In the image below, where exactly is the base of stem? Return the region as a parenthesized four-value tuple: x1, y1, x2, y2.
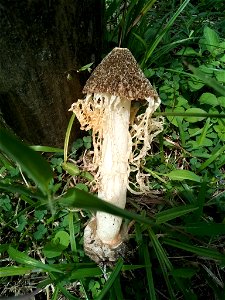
(84, 218, 127, 264)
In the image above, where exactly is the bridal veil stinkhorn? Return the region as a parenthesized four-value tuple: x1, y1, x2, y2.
(69, 48, 163, 263)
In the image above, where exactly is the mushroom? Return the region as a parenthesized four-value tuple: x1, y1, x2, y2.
(69, 48, 163, 263)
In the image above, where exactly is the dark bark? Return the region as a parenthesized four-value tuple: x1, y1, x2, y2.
(0, 0, 103, 146)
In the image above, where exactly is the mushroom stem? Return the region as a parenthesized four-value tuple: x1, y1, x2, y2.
(96, 96, 131, 244)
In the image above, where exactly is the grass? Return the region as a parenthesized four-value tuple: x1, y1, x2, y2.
(1, 0, 225, 299)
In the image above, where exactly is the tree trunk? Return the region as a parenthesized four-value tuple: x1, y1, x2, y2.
(0, 0, 103, 147)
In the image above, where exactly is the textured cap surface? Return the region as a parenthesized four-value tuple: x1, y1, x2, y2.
(83, 48, 158, 100)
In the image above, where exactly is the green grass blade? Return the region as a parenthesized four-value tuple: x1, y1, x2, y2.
(113, 274, 124, 300)
(177, 117, 186, 147)
(0, 182, 44, 200)
(194, 180, 207, 221)
(184, 223, 225, 236)
(150, 37, 195, 64)
(30, 146, 64, 153)
(122, 265, 145, 271)
(64, 113, 76, 162)
(148, 228, 172, 271)
(55, 282, 80, 300)
(96, 258, 123, 300)
(197, 118, 211, 146)
(143, 240, 156, 300)
(148, 228, 175, 299)
(149, 231, 195, 297)
(154, 112, 225, 118)
(0, 266, 32, 277)
(164, 239, 225, 263)
(8, 246, 63, 273)
(127, 0, 157, 33)
(51, 286, 60, 300)
(187, 63, 225, 96)
(155, 204, 198, 224)
(135, 223, 145, 262)
(132, 32, 147, 49)
(0, 129, 53, 195)
(197, 144, 225, 172)
(69, 267, 102, 279)
(57, 188, 153, 226)
(68, 212, 78, 263)
(0, 152, 13, 169)
(143, 0, 190, 64)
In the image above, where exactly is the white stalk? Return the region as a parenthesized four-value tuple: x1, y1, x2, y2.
(96, 95, 131, 244)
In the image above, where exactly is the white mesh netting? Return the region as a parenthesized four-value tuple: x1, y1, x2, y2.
(69, 93, 164, 194)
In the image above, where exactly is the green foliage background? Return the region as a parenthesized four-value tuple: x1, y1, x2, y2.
(1, 0, 225, 299)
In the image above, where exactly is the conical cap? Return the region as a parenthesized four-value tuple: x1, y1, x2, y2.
(83, 48, 158, 100)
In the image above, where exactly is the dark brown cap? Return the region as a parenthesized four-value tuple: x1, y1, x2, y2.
(83, 48, 158, 100)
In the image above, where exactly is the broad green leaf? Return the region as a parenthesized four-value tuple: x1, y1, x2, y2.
(184, 108, 207, 123)
(0, 266, 32, 277)
(62, 162, 80, 176)
(188, 77, 204, 91)
(218, 96, 225, 108)
(164, 239, 225, 263)
(214, 119, 225, 141)
(166, 107, 185, 127)
(204, 26, 220, 55)
(75, 183, 89, 192)
(165, 170, 201, 182)
(34, 209, 47, 220)
(199, 93, 218, 107)
(43, 231, 70, 258)
(80, 171, 94, 181)
(215, 70, 225, 83)
(43, 242, 64, 258)
(53, 231, 70, 248)
(176, 47, 200, 56)
(0, 129, 53, 195)
(0, 195, 12, 211)
(155, 205, 198, 224)
(8, 247, 63, 273)
(57, 188, 153, 226)
(33, 224, 47, 240)
(16, 215, 28, 232)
